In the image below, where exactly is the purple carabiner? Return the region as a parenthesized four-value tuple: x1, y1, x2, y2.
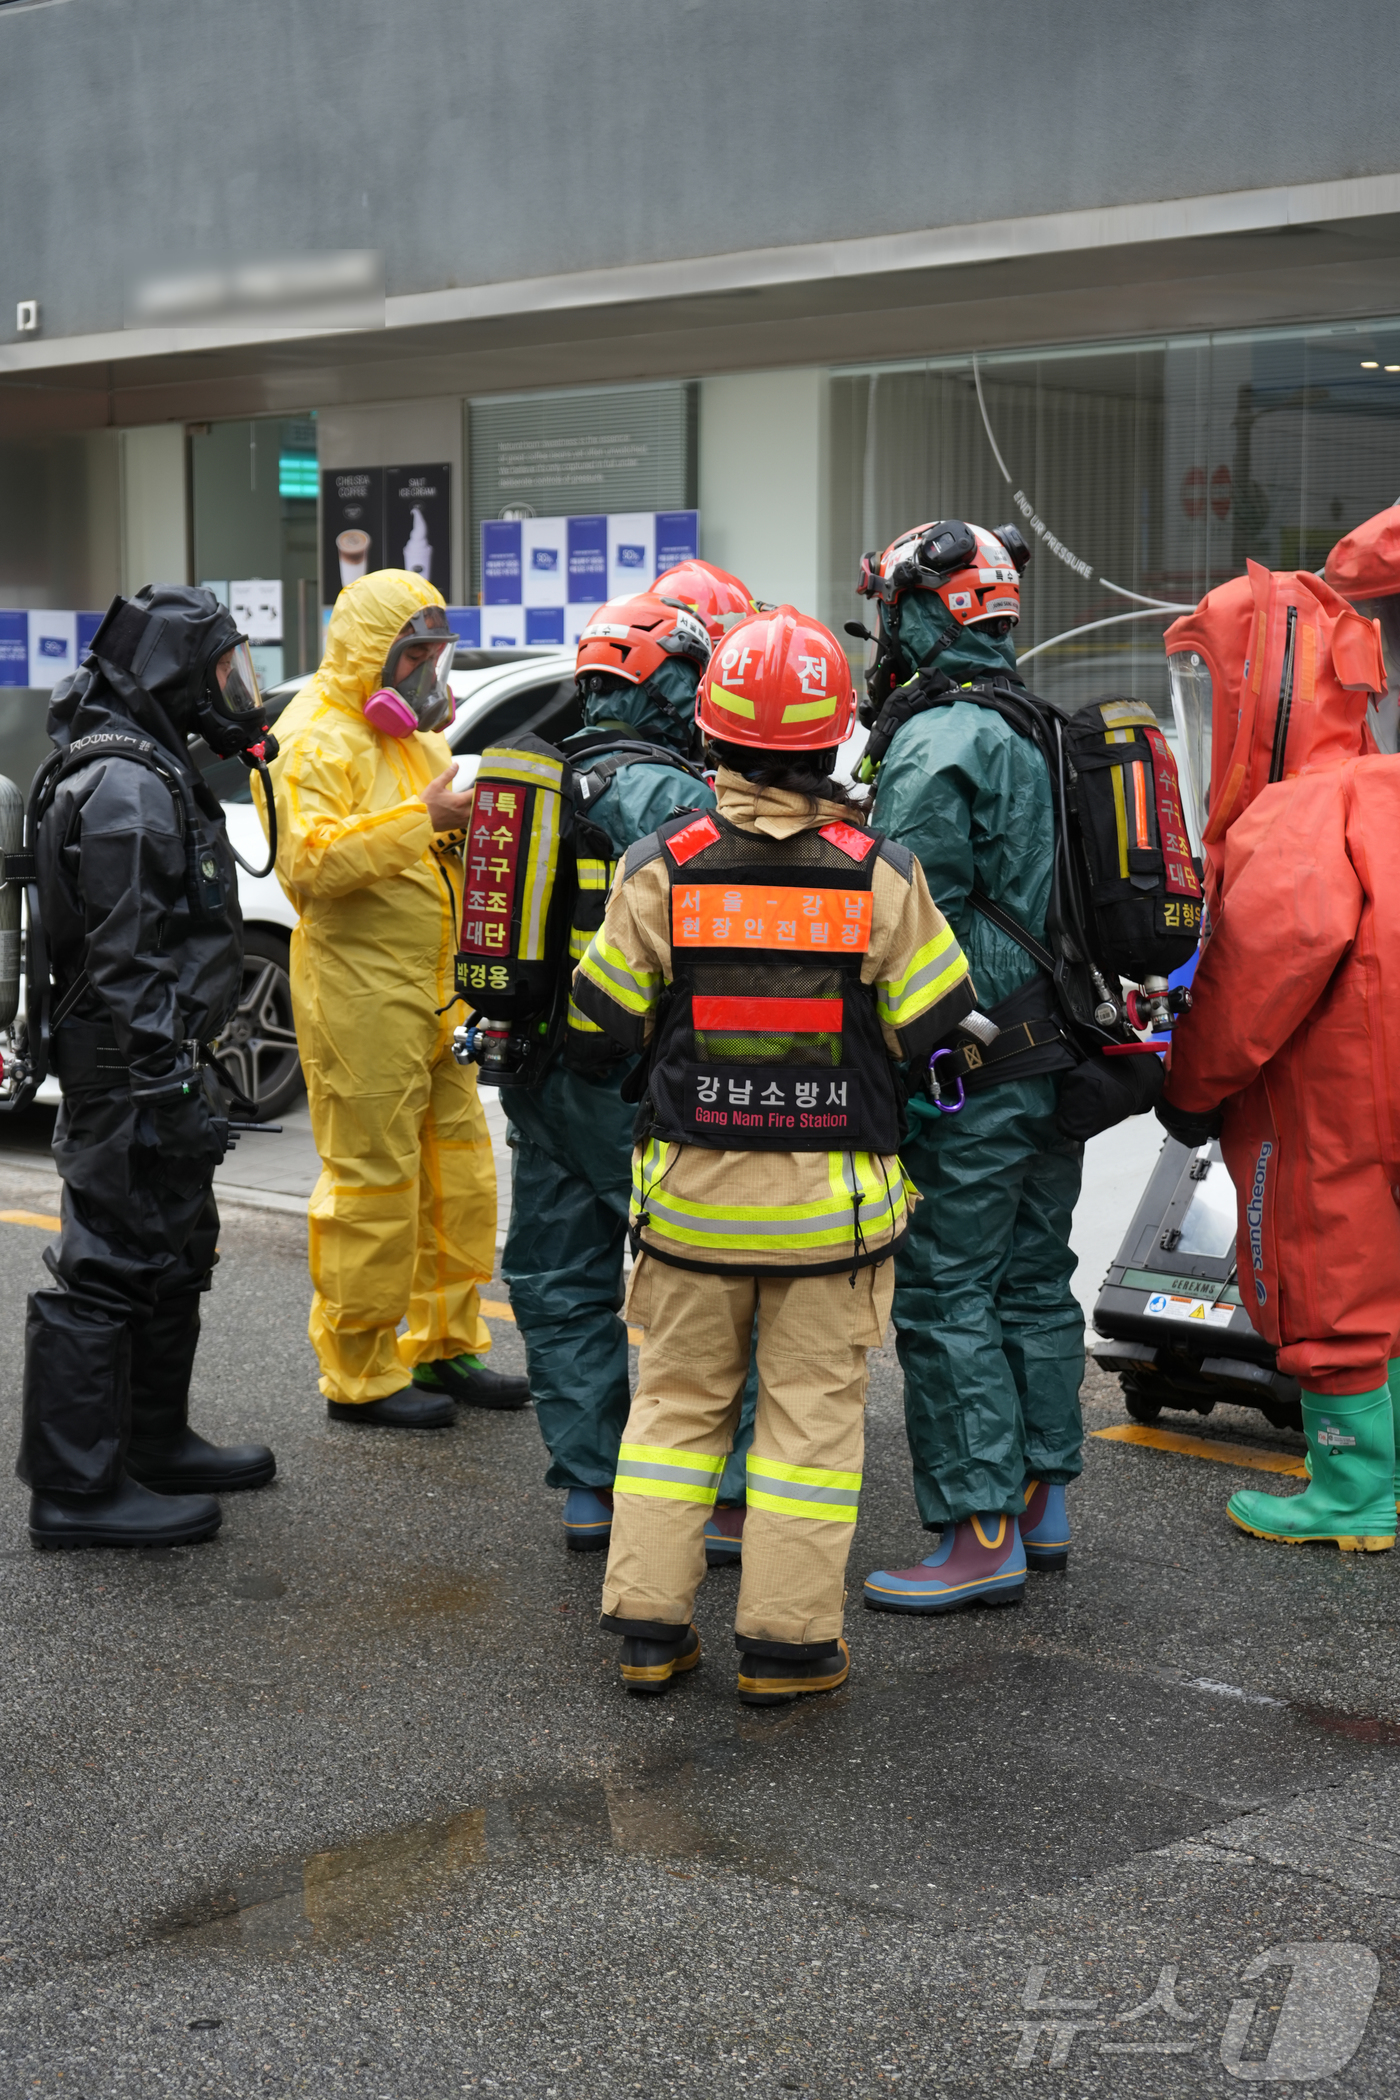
(928, 1047, 965, 1114)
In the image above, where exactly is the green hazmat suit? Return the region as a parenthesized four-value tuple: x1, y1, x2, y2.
(502, 674, 757, 1499)
(870, 596, 1084, 1527)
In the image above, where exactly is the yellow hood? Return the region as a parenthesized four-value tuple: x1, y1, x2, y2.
(312, 568, 447, 720)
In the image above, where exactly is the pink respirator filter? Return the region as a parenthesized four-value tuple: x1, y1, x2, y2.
(364, 689, 418, 737)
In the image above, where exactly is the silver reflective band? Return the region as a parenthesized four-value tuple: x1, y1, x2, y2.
(746, 1468, 860, 1512)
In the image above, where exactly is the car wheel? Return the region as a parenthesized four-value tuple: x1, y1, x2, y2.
(212, 927, 304, 1120)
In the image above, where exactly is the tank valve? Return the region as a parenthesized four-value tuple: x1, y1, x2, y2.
(1125, 976, 1191, 1033)
(452, 1016, 528, 1080)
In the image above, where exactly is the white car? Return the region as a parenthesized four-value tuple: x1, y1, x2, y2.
(213, 644, 870, 1118)
(209, 648, 577, 1117)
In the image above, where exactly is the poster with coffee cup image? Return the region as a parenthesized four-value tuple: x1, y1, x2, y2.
(322, 467, 383, 603)
(321, 463, 453, 606)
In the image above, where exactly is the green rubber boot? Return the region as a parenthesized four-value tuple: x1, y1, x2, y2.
(1228, 1385, 1396, 1552)
(1390, 1359, 1400, 1514)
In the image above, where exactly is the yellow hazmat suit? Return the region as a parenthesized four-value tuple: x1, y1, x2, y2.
(266, 570, 496, 1404)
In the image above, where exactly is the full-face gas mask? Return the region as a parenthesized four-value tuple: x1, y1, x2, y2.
(363, 607, 460, 737)
(86, 586, 273, 758)
(195, 635, 270, 757)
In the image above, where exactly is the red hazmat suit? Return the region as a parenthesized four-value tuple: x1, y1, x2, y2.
(1164, 560, 1397, 1396)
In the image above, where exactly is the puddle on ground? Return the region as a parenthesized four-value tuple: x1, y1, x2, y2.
(155, 1755, 792, 1957)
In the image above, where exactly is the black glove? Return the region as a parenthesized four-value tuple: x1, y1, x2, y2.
(1155, 1095, 1224, 1148)
(1056, 1048, 1165, 1143)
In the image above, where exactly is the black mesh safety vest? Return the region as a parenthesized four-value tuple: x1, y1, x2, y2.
(640, 809, 910, 1153)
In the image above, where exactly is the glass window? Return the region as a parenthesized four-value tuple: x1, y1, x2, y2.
(829, 321, 1400, 719)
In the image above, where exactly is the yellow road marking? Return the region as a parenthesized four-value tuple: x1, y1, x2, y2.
(481, 1297, 644, 1347)
(1093, 1422, 1307, 1477)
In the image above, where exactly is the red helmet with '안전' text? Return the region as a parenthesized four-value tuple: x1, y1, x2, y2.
(696, 606, 856, 751)
(651, 558, 758, 640)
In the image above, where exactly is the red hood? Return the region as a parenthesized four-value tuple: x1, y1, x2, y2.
(1165, 563, 1384, 892)
(1325, 505, 1400, 601)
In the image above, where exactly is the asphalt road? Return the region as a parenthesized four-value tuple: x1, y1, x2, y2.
(0, 1130, 1397, 2096)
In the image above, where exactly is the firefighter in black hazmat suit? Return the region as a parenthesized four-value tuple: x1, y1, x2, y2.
(17, 584, 277, 1549)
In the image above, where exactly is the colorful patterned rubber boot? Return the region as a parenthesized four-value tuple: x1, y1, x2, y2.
(704, 1505, 746, 1567)
(1228, 1386, 1397, 1552)
(1020, 1479, 1070, 1571)
(563, 1486, 613, 1552)
(620, 1625, 701, 1696)
(863, 1514, 1027, 1614)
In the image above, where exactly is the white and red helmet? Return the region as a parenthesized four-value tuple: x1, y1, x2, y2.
(858, 519, 1030, 628)
(574, 593, 712, 685)
(696, 607, 856, 751)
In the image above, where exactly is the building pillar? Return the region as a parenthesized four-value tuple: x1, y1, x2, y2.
(698, 369, 830, 622)
(120, 425, 189, 595)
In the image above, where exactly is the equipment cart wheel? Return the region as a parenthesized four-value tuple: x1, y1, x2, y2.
(1122, 1376, 1163, 1425)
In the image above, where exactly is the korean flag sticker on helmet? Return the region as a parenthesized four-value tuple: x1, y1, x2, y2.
(948, 591, 973, 612)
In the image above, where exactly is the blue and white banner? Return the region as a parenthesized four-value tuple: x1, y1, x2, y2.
(479, 510, 699, 648)
(0, 611, 105, 688)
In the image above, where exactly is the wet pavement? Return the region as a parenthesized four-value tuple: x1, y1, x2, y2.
(0, 1135, 1398, 2094)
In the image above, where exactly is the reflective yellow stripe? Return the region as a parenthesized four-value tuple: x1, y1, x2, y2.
(517, 783, 561, 961)
(631, 1147, 909, 1254)
(577, 857, 610, 890)
(614, 1442, 725, 1507)
(707, 683, 755, 718)
(876, 925, 970, 1028)
(748, 1444, 863, 1521)
(482, 748, 568, 790)
(1110, 765, 1130, 880)
(781, 696, 838, 723)
(747, 1454, 862, 1492)
(577, 933, 660, 1017)
(566, 998, 604, 1034)
(747, 1487, 860, 1523)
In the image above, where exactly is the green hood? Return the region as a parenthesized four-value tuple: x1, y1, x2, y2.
(899, 588, 1019, 685)
(579, 657, 699, 752)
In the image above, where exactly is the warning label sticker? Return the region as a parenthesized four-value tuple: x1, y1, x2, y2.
(1145, 1292, 1236, 1328)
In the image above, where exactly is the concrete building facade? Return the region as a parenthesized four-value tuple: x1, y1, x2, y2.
(3, 0, 1400, 705)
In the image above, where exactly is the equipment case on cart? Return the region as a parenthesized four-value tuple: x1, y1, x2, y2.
(1090, 1135, 1302, 1434)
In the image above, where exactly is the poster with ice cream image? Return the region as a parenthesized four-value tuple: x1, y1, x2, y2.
(384, 464, 452, 595)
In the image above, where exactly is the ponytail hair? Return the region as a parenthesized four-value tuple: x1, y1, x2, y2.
(707, 740, 870, 819)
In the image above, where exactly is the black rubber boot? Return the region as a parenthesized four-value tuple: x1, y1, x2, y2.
(736, 1637, 850, 1706)
(127, 1292, 277, 1492)
(619, 1624, 702, 1696)
(327, 1390, 455, 1428)
(413, 1354, 531, 1411)
(127, 1427, 276, 1493)
(29, 1472, 222, 1550)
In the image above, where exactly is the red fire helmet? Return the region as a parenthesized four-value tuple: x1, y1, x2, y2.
(696, 607, 856, 750)
(574, 594, 712, 686)
(652, 558, 757, 640)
